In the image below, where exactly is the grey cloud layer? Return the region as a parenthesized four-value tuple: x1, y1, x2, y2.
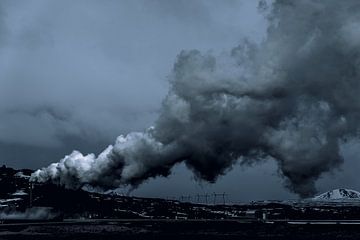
(0, 0, 261, 168)
(31, 0, 360, 197)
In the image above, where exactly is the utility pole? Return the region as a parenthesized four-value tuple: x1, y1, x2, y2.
(212, 193, 228, 205)
(222, 192, 228, 205)
(29, 183, 33, 208)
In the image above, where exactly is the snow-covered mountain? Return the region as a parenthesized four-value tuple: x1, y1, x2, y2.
(313, 188, 360, 201)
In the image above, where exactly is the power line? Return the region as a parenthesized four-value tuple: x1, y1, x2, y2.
(177, 192, 229, 205)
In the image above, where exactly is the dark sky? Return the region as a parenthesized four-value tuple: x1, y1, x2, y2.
(1, 0, 360, 201)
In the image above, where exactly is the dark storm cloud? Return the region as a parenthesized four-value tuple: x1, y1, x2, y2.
(31, 0, 360, 197)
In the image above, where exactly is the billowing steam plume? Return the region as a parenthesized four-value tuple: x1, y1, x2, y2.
(31, 0, 360, 197)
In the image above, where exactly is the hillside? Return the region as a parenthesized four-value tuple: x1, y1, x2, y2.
(314, 189, 360, 201)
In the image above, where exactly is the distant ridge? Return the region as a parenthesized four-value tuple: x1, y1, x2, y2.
(313, 188, 360, 201)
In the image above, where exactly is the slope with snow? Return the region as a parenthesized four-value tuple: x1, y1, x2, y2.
(313, 189, 360, 201)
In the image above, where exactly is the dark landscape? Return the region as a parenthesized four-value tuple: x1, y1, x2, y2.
(4, 220, 360, 240)
(2, 166, 360, 239)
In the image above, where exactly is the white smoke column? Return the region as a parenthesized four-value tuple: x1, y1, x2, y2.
(31, 0, 360, 197)
(31, 128, 185, 189)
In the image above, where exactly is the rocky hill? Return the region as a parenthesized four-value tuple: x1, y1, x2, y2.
(314, 189, 360, 201)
